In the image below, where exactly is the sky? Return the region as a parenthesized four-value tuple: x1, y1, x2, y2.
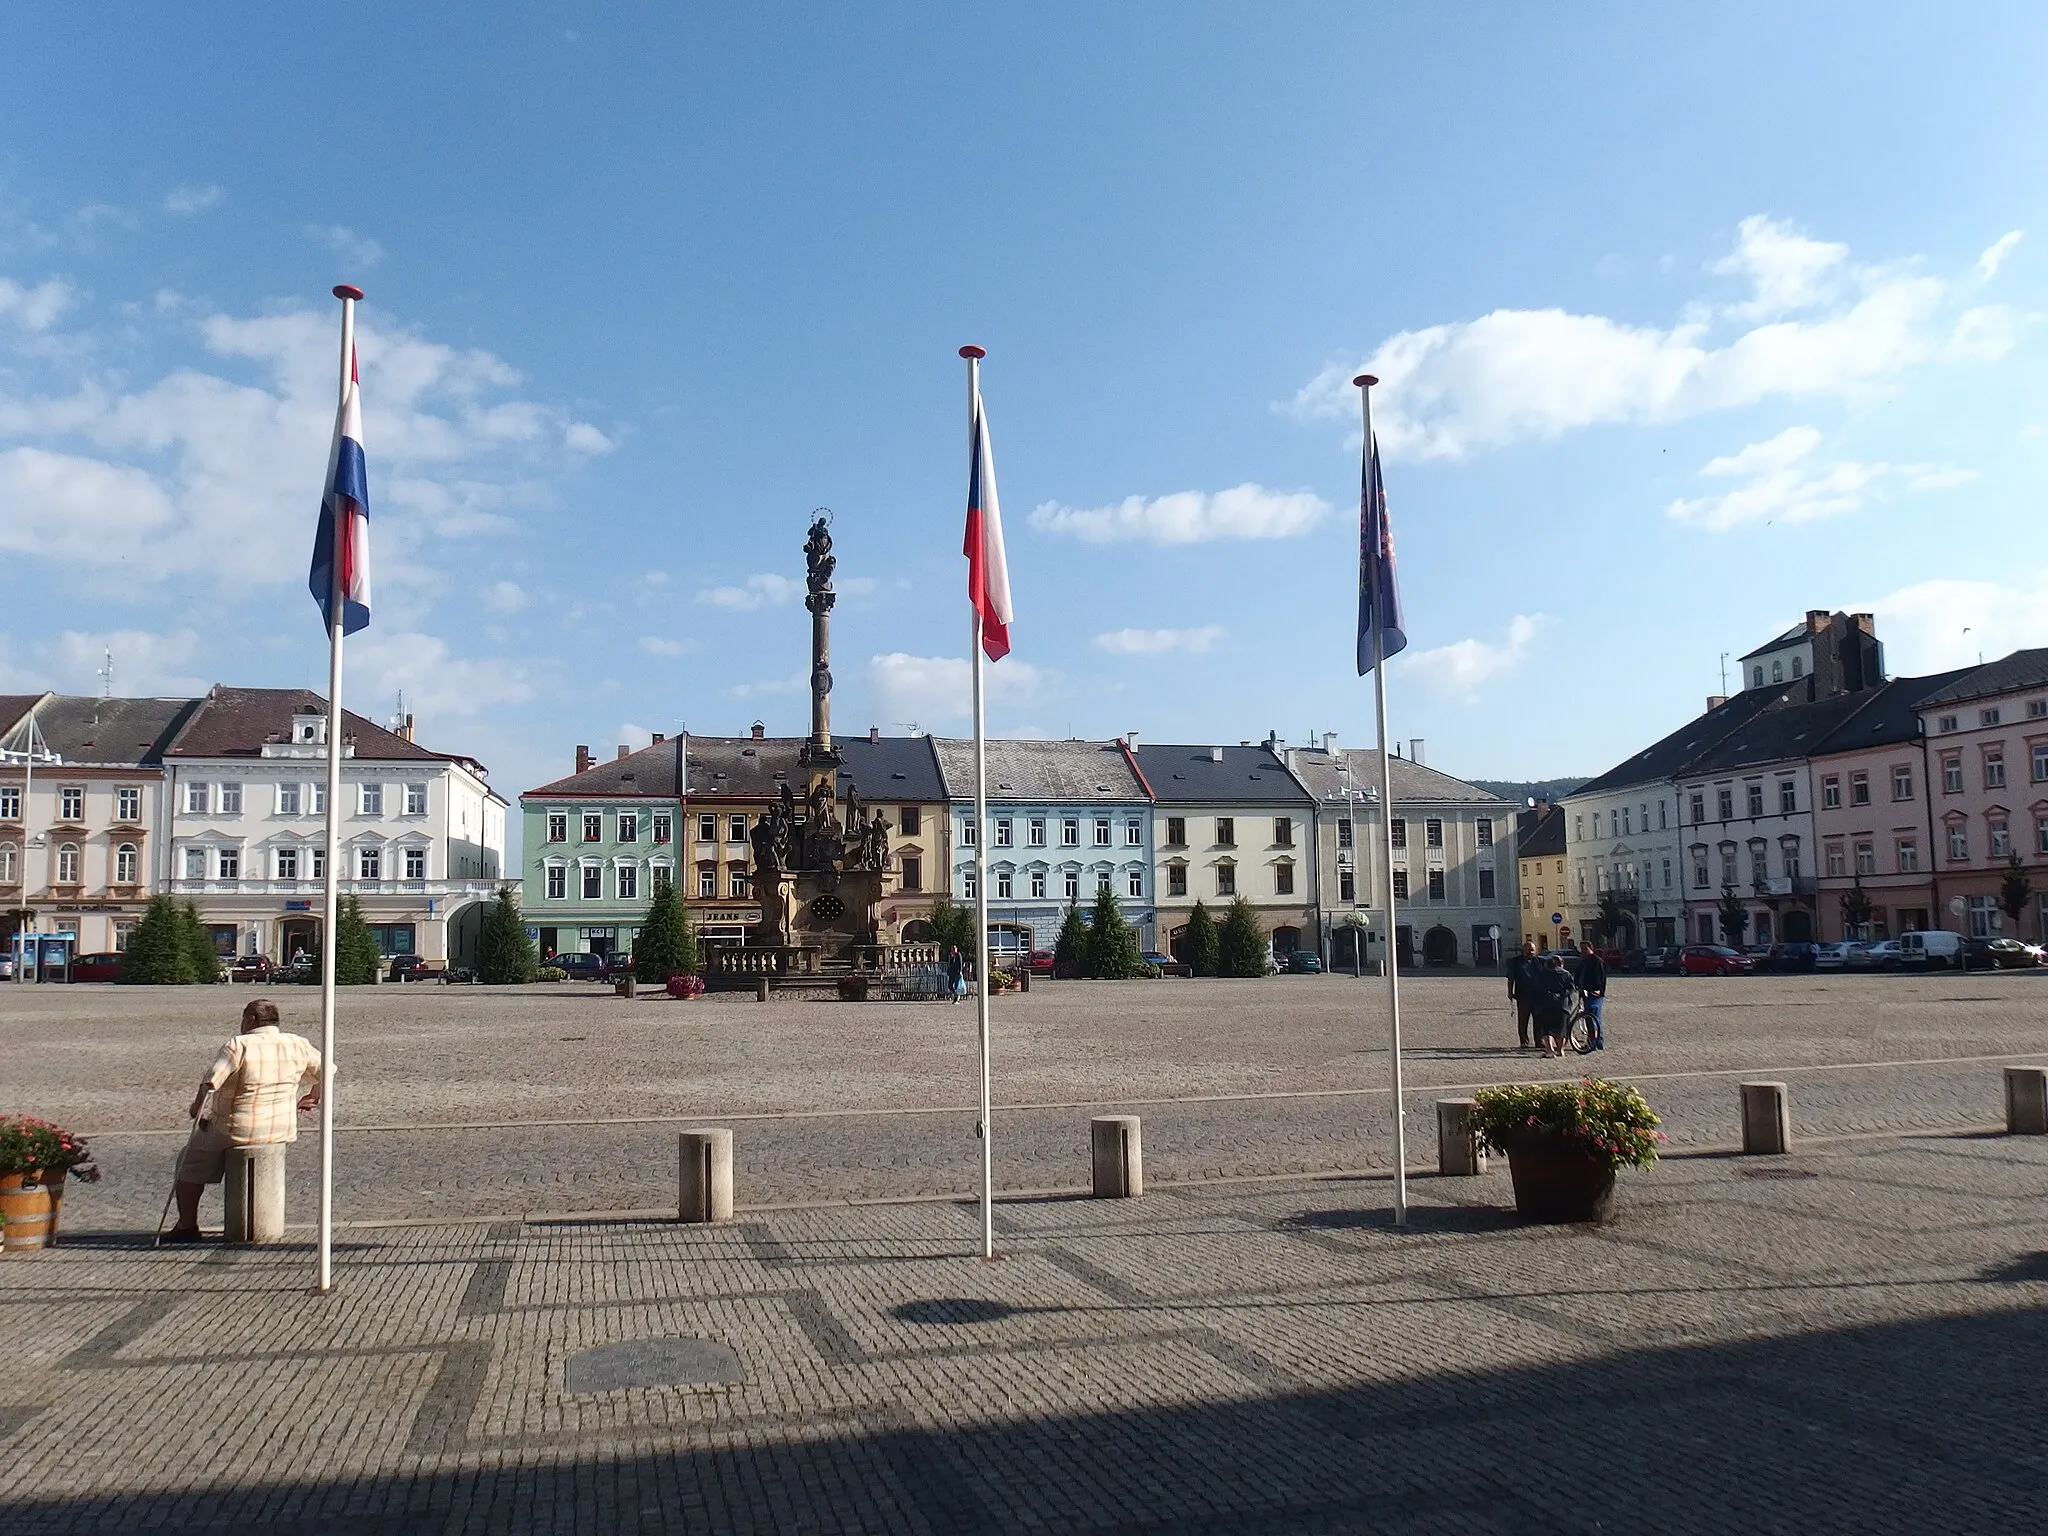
(3, 4, 2045, 836)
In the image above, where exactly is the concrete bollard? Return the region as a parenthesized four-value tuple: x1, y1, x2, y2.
(1435, 1098, 1487, 1176)
(1090, 1115, 1143, 1198)
(1740, 1081, 1791, 1155)
(616, 974, 637, 999)
(678, 1128, 734, 1223)
(2004, 1066, 2048, 1135)
(223, 1145, 286, 1244)
(755, 977, 771, 1002)
(1018, 967, 1030, 993)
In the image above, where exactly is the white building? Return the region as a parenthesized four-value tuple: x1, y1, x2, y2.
(162, 688, 506, 965)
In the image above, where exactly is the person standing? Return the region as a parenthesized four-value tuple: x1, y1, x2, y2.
(1577, 940, 1609, 1050)
(946, 946, 967, 1004)
(1533, 953, 1574, 1058)
(1507, 940, 1539, 1049)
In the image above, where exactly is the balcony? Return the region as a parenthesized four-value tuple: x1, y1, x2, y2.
(1753, 875, 1817, 899)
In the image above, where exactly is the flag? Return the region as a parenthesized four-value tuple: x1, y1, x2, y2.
(1355, 435, 1405, 675)
(309, 348, 372, 636)
(964, 381, 1013, 661)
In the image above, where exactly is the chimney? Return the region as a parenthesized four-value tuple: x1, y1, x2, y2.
(1209, 745, 1224, 763)
(1806, 608, 1830, 633)
(575, 745, 593, 775)
(1124, 730, 1138, 747)
(869, 726, 880, 744)
(1321, 732, 1337, 754)
(1850, 612, 1875, 635)
(1706, 694, 1727, 712)
(398, 712, 416, 743)
(652, 732, 665, 744)
(1408, 738, 1425, 766)
(751, 721, 766, 740)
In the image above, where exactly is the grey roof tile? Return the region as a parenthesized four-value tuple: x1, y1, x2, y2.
(931, 738, 1148, 803)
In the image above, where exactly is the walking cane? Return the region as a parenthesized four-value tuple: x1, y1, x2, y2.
(153, 1090, 213, 1248)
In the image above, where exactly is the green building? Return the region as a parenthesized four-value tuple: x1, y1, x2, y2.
(520, 737, 685, 958)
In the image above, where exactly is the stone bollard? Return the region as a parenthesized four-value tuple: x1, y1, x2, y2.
(1018, 967, 1030, 993)
(678, 1128, 734, 1223)
(1740, 1081, 1791, 1155)
(756, 977, 771, 1003)
(223, 1145, 286, 1244)
(1090, 1115, 1143, 1198)
(2004, 1066, 2048, 1135)
(1435, 1098, 1487, 1175)
(616, 974, 637, 1000)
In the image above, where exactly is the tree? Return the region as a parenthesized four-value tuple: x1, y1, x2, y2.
(333, 894, 382, 985)
(1183, 899, 1221, 978)
(1716, 883, 1749, 947)
(925, 895, 977, 961)
(633, 880, 698, 981)
(1594, 892, 1630, 946)
(122, 894, 199, 983)
(1052, 901, 1089, 977)
(1219, 895, 1270, 977)
(1084, 885, 1145, 979)
(1839, 879, 1875, 940)
(475, 885, 539, 984)
(180, 900, 222, 983)
(1999, 854, 2035, 930)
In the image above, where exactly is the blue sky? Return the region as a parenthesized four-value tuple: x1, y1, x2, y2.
(2, 4, 2044, 818)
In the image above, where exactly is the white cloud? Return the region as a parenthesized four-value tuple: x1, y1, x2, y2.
(1286, 216, 2021, 461)
(0, 276, 74, 331)
(43, 628, 206, 695)
(309, 224, 385, 270)
(1861, 571, 2048, 672)
(482, 580, 529, 614)
(563, 421, 614, 454)
(867, 652, 1056, 729)
(347, 632, 534, 717)
(1093, 625, 1226, 656)
(726, 672, 806, 700)
(1030, 484, 1330, 545)
(1665, 426, 1975, 532)
(638, 635, 698, 656)
(162, 184, 224, 216)
(616, 723, 654, 751)
(696, 573, 803, 609)
(1396, 615, 1547, 701)
(1976, 230, 2023, 281)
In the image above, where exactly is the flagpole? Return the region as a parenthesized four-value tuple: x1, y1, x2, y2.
(317, 282, 361, 1292)
(962, 344, 995, 1261)
(1357, 372, 1409, 1229)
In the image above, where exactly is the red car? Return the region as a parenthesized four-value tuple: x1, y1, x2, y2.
(1021, 949, 1056, 975)
(1678, 944, 1755, 977)
(68, 951, 126, 982)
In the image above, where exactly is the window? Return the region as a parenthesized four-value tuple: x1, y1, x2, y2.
(1982, 708, 2002, 727)
(1943, 756, 1963, 794)
(652, 865, 673, 895)
(1574, 814, 1584, 840)
(899, 807, 921, 836)
(1746, 784, 1764, 818)
(652, 814, 672, 844)
(1749, 844, 1769, 886)
(962, 866, 978, 900)
(1275, 862, 1294, 896)
(1391, 868, 1408, 900)
(357, 846, 380, 880)
(618, 864, 638, 901)
(994, 818, 1013, 847)
(276, 846, 300, 880)
(546, 865, 566, 900)
(1720, 846, 1738, 885)
(274, 783, 300, 818)
(1028, 868, 1044, 898)
(359, 782, 381, 816)
(2033, 744, 2048, 784)
(1337, 818, 1353, 849)
(114, 786, 140, 821)
(186, 782, 210, 814)
(961, 818, 978, 847)
(1948, 824, 1968, 860)
(1780, 780, 1798, 814)
(56, 843, 80, 883)
(729, 816, 747, 843)
(1476, 819, 1493, 848)
(1126, 818, 1143, 847)
(1854, 841, 1874, 876)
(2033, 701, 2048, 718)
(1984, 751, 2006, 789)
(1063, 869, 1079, 900)
(698, 868, 717, 898)
(1478, 867, 1496, 900)
(1662, 858, 1673, 889)
(584, 864, 603, 898)
(1390, 819, 1407, 849)
(1752, 666, 1764, 688)
(729, 867, 749, 898)
(310, 848, 325, 880)
(1127, 868, 1143, 898)
(184, 846, 204, 879)
(1938, 714, 1959, 733)
(1061, 817, 1079, 847)
(403, 783, 426, 816)
(2040, 817, 2048, 856)
(1792, 657, 1804, 679)
(1425, 819, 1443, 848)
(584, 813, 603, 842)
(1825, 843, 1846, 878)
(404, 846, 427, 880)
(1274, 817, 1294, 847)
(618, 812, 638, 843)
(697, 814, 717, 844)
(1215, 817, 1235, 847)
(1167, 863, 1187, 897)
(1772, 660, 1783, 683)
(1846, 772, 1868, 807)
(1340, 868, 1357, 902)
(1216, 862, 1237, 896)
(1717, 788, 1734, 820)
(0, 844, 13, 883)
(1897, 839, 1919, 873)
(114, 920, 137, 952)
(1689, 793, 1704, 824)
(1991, 821, 2011, 858)
(59, 786, 85, 821)
(901, 857, 923, 892)
(996, 868, 1013, 899)
(1094, 817, 1111, 847)
(1027, 816, 1045, 846)
(0, 787, 16, 819)
(1097, 869, 1113, 894)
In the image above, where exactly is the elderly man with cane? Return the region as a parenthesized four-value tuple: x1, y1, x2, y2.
(161, 998, 323, 1244)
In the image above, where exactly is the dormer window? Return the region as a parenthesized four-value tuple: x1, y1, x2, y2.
(293, 714, 327, 746)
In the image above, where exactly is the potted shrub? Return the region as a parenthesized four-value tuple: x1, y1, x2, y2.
(1470, 1079, 1663, 1224)
(0, 1116, 101, 1252)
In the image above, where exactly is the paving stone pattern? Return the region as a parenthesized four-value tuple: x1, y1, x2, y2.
(3, 1135, 2046, 1532)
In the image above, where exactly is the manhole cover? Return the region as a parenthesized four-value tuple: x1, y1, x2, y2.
(564, 1337, 743, 1392)
(1738, 1167, 1819, 1180)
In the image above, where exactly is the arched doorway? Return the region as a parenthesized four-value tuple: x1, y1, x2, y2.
(1422, 925, 1458, 967)
(445, 900, 490, 968)
(279, 916, 321, 966)
(1168, 924, 1189, 964)
(1271, 925, 1301, 954)
(902, 919, 938, 943)
(1395, 925, 1415, 968)
(1781, 909, 1814, 942)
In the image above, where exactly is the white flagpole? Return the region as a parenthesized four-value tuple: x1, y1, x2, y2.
(1357, 373, 1409, 1228)
(963, 344, 996, 1261)
(317, 283, 360, 1292)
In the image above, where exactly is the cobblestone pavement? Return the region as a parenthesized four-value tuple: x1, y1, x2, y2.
(5, 972, 2046, 1228)
(2, 1131, 2045, 1533)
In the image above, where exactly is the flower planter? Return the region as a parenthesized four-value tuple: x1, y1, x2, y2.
(1502, 1133, 1616, 1225)
(0, 1171, 61, 1252)
(837, 974, 871, 1002)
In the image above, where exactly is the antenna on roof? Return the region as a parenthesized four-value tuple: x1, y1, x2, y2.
(99, 648, 114, 699)
(1719, 652, 1729, 694)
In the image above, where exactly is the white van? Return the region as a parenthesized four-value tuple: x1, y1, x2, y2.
(1897, 931, 1964, 969)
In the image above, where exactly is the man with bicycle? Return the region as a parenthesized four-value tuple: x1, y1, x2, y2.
(1576, 940, 1609, 1051)
(1532, 952, 1574, 1058)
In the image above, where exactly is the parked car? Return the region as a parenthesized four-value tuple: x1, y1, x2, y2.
(601, 951, 636, 979)
(388, 954, 439, 983)
(1857, 940, 1903, 970)
(231, 954, 280, 984)
(1678, 944, 1756, 976)
(1963, 937, 2040, 970)
(68, 951, 125, 982)
(1141, 950, 1189, 977)
(1280, 950, 1322, 974)
(1022, 948, 1057, 975)
(552, 952, 609, 981)
(1767, 941, 1820, 972)
(1814, 942, 1857, 970)
(0, 955, 14, 980)
(1897, 930, 1965, 970)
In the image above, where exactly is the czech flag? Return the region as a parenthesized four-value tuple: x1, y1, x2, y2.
(1355, 434, 1406, 675)
(964, 379, 1012, 661)
(309, 348, 372, 636)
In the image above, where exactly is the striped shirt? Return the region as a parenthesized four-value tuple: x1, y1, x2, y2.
(203, 1025, 324, 1145)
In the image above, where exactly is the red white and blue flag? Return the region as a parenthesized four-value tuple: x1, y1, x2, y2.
(1355, 434, 1406, 675)
(309, 348, 372, 636)
(964, 380, 1013, 661)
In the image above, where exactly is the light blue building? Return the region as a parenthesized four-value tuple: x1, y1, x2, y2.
(932, 738, 1155, 956)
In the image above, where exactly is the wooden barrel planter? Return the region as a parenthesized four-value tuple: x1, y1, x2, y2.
(1501, 1134, 1616, 1225)
(0, 1171, 62, 1252)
